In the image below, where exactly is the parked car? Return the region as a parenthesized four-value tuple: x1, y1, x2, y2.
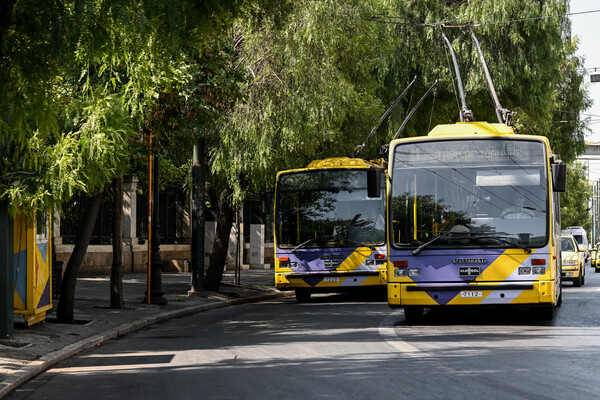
(562, 226, 589, 262)
(561, 234, 585, 287)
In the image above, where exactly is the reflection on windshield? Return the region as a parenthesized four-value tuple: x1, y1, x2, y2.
(276, 170, 385, 248)
(391, 139, 548, 249)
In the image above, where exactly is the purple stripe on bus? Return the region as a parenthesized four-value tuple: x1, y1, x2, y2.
(425, 290, 459, 305)
(278, 246, 385, 272)
(303, 276, 324, 287)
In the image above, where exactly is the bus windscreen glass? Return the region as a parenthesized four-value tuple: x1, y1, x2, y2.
(276, 170, 386, 248)
(391, 139, 548, 248)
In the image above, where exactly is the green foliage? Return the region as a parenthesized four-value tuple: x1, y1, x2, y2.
(561, 162, 591, 231)
(1, 0, 253, 213)
(1, 0, 591, 214)
(215, 0, 393, 198)
(211, 0, 589, 202)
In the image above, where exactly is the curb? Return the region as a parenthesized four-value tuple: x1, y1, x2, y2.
(0, 290, 293, 398)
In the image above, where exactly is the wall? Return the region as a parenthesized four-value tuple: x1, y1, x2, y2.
(53, 177, 273, 275)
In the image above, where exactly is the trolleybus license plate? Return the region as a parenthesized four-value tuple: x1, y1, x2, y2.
(323, 277, 340, 282)
(460, 290, 483, 298)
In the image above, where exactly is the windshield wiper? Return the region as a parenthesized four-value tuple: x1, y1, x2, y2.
(291, 236, 334, 253)
(413, 227, 532, 255)
(292, 236, 376, 252)
(413, 230, 455, 255)
(471, 233, 532, 254)
(338, 238, 377, 250)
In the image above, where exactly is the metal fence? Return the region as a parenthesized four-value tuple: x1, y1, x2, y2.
(60, 186, 187, 245)
(60, 194, 114, 245)
(136, 185, 187, 245)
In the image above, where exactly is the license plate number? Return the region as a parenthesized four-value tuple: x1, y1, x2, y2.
(323, 277, 340, 282)
(460, 290, 483, 298)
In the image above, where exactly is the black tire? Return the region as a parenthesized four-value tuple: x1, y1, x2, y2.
(537, 305, 554, 321)
(596, 267, 600, 273)
(295, 289, 311, 303)
(574, 273, 582, 287)
(556, 283, 562, 307)
(404, 306, 424, 324)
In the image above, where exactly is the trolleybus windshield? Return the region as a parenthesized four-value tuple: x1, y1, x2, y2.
(390, 139, 548, 249)
(276, 169, 385, 248)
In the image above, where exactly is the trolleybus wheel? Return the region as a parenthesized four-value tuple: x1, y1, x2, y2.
(403, 306, 424, 324)
(295, 289, 311, 303)
(537, 305, 554, 321)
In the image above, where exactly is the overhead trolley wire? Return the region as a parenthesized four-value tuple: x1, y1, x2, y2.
(371, 9, 600, 29)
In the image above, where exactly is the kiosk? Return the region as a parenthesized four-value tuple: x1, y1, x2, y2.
(13, 212, 52, 326)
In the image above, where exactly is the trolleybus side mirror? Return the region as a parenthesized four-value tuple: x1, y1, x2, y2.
(367, 169, 382, 198)
(552, 163, 567, 192)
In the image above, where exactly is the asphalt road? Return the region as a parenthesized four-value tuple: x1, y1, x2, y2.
(9, 263, 600, 400)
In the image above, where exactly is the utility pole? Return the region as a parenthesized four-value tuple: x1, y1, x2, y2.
(589, 75, 600, 243)
(0, 199, 14, 338)
(189, 137, 206, 296)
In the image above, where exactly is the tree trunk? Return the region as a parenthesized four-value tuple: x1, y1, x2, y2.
(56, 192, 104, 323)
(110, 175, 124, 309)
(205, 188, 234, 292)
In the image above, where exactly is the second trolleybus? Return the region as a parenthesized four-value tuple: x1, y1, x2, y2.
(274, 157, 387, 302)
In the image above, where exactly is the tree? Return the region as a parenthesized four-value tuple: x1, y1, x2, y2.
(214, 0, 589, 203)
(110, 174, 124, 309)
(2, 1, 278, 322)
(561, 162, 591, 231)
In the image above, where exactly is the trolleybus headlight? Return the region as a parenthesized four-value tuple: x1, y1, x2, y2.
(394, 268, 407, 277)
(408, 268, 421, 277)
(518, 267, 532, 275)
(532, 266, 546, 275)
(289, 262, 297, 268)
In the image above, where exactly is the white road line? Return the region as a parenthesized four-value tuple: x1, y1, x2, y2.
(378, 310, 423, 357)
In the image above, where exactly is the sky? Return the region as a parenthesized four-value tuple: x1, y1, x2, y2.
(570, 0, 600, 142)
(569, 0, 600, 181)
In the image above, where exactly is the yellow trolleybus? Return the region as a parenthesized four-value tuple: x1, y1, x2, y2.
(274, 157, 387, 302)
(386, 122, 566, 321)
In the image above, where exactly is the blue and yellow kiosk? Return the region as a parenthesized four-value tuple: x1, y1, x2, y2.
(13, 212, 52, 326)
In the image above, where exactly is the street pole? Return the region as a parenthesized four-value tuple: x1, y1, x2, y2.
(189, 137, 206, 296)
(590, 76, 600, 243)
(145, 153, 167, 305)
(0, 199, 14, 338)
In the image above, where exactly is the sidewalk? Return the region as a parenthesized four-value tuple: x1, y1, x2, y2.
(0, 269, 291, 398)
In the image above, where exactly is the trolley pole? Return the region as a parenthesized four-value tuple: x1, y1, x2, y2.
(0, 199, 14, 339)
